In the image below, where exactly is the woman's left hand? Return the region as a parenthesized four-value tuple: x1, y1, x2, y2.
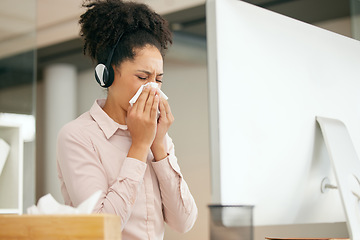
(151, 97, 174, 161)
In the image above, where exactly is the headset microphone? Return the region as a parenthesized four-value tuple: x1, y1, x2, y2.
(95, 32, 124, 88)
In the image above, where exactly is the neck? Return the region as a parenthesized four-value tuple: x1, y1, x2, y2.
(102, 97, 127, 125)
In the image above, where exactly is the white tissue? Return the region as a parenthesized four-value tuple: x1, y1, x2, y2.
(129, 82, 168, 107)
(27, 190, 102, 215)
(0, 138, 10, 176)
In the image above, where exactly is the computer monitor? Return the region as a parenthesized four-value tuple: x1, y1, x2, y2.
(206, 0, 360, 226)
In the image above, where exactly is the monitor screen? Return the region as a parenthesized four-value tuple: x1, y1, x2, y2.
(207, 0, 360, 226)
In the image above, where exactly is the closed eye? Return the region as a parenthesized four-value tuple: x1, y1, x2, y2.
(137, 76, 147, 80)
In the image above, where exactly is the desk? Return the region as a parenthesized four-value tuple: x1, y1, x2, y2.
(0, 214, 121, 239)
(265, 238, 349, 240)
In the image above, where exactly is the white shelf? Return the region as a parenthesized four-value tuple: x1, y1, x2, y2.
(0, 208, 21, 214)
(0, 123, 23, 214)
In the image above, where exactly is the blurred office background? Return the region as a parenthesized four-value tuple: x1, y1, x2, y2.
(0, 0, 359, 239)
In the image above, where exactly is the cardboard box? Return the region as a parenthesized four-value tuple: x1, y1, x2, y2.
(0, 214, 121, 239)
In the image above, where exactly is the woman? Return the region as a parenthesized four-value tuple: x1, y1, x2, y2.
(56, 0, 198, 239)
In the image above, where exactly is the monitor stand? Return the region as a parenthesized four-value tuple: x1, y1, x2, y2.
(317, 116, 360, 240)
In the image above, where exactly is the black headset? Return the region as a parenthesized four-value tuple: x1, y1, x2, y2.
(95, 32, 124, 88)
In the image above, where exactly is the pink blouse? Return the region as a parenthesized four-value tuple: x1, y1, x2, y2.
(56, 99, 197, 240)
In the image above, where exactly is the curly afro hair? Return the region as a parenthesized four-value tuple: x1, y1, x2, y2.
(79, 0, 172, 66)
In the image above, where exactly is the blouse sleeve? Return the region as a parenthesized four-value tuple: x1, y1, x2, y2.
(56, 124, 146, 230)
(150, 135, 198, 233)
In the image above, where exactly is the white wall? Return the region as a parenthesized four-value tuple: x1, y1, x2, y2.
(77, 70, 106, 115)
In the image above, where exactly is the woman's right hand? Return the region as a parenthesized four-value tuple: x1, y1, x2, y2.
(126, 86, 160, 162)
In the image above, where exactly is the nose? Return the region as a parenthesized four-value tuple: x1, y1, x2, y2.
(149, 75, 156, 83)
(146, 75, 158, 85)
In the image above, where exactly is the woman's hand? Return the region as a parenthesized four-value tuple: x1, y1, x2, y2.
(127, 86, 160, 162)
(151, 97, 174, 161)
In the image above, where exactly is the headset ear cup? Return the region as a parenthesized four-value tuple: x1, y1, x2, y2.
(95, 63, 109, 88)
(106, 65, 115, 87)
(94, 64, 114, 88)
